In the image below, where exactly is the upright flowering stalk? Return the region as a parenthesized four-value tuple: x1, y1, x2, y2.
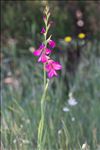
(33, 6, 62, 150)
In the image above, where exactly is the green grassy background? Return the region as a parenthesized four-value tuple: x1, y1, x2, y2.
(1, 41, 100, 150)
(1, 1, 100, 150)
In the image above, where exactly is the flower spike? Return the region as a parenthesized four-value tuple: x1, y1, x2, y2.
(33, 6, 62, 78)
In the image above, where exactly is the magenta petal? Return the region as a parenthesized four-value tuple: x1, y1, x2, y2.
(48, 70, 54, 78)
(47, 59, 53, 64)
(38, 54, 48, 63)
(41, 55, 47, 63)
(33, 49, 42, 56)
(48, 69, 57, 78)
(33, 44, 45, 56)
(41, 27, 46, 34)
(45, 64, 52, 72)
(46, 48, 52, 54)
(39, 44, 45, 49)
(52, 62, 62, 70)
(53, 70, 58, 76)
(38, 55, 41, 62)
(49, 40, 56, 48)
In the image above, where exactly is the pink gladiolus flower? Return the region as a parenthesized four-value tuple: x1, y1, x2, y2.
(45, 59, 62, 78)
(41, 27, 46, 34)
(33, 44, 52, 63)
(45, 48, 52, 54)
(33, 44, 45, 56)
(49, 40, 56, 48)
(38, 53, 48, 63)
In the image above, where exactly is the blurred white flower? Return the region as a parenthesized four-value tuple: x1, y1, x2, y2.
(82, 143, 87, 149)
(26, 119, 30, 124)
(22, 139, 30, 144)
(68, 98, 77, 106)
(20, 124, 23, 128)
(63, 107, 70, 112)
(13, 139, 17, 144)
(58, 129, 62, 134)
(81, 142, 89, 150)
(68, 92, 77, 106)
(29, 46, 35, 53)
(77, 20, 84, 27)
(71, 117, 75, 121)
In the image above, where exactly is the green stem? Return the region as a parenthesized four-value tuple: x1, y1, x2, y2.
(44, 64, 46, 88)
(37, 79, 49, 150)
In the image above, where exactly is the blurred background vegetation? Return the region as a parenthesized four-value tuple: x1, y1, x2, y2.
(1, 1, 100, 150)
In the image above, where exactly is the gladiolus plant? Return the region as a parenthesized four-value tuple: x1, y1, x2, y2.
(33, 5, 62, 150)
